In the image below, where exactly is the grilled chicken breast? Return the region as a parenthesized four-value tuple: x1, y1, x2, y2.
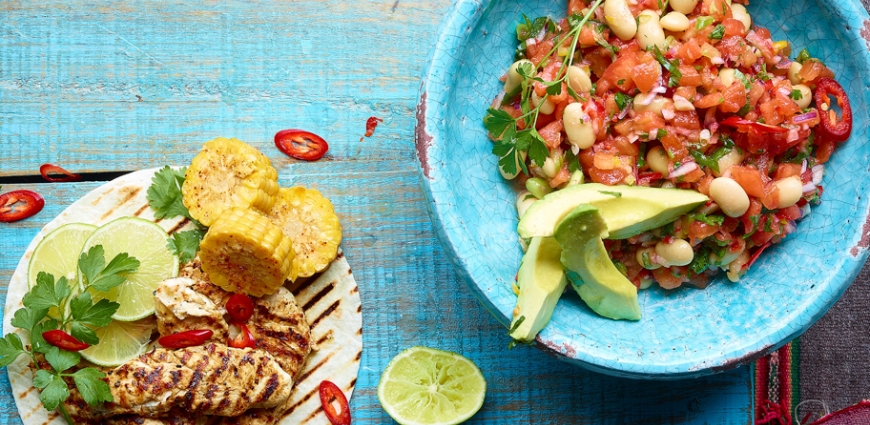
(66, 344, 293, 420)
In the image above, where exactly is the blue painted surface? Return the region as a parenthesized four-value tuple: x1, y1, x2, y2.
(0, 0, 767, 423)
(418, 0, 870, 379)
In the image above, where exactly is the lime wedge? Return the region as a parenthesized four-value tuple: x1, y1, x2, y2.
(80, 217, 179, 321)
(28, 223, 98, 288)
(377, 346, 486, 425)
(79, 318, 155, 367)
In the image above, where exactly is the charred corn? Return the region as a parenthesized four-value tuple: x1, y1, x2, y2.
(267, 187, 342, 277)
(182, 137, 279, 226)
(199, 208, 296, 296)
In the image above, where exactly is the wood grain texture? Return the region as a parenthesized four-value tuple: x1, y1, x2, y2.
(0, 1, 753, 423)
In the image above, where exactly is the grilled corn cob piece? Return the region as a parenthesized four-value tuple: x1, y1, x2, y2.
(182, 137, 279, 226)
(267, 186, 342, 277)
(199, 208, 296, 296)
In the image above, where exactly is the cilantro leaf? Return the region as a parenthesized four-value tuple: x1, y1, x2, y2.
(71, 292, 118, 328)
(709, 24, 726, 40)
(696, 16, 714, 30)
(36, 372, 69, 411)
(147, 166, 191, 220)
(690, 212, 726, 226)
(545, 82, 562, 96)
(526, 130, 549, 167)
(497, 148, 521, 177)
(614, 92, 632, 110)
(652, 46, 682, 88)
(70, 322, 99, 346)
(790, 89, 803, 100)
(78, 246, 107, 287)
(45, 346, 80, 373)
(10, 307, 47, 331)
(483, 108, 516, 138)
(0, 334, 27, 368)
(690, 247, 710, 274)
(102, 253, 140, 278)
(80, 247, 140, 292)
(31, 319, 59, 354)
(733, 70, 752, 90)
(72, 368, 112, 406)
(796, 48, 811, 64)
(23, 273, 70, 312)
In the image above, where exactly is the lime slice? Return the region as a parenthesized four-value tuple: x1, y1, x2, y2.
(28, 223, 98, 288)
(80, 217, 179, 321)
(79, 318, 155, 367)
(377, 346, 486, 425)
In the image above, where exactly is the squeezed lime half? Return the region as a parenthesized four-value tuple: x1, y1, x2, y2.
(377, 346, 486, 425)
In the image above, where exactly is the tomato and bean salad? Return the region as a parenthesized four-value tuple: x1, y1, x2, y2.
(484, 0, 852, 289)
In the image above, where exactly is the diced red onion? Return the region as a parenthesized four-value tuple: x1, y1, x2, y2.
(802, 182, 817, 193)
(812, 165, 825, 185)
(652, 85, 667, 94)
(492, 91, 505, 108)
(784, 220, 797, 234)
(618, 106, 630, 120)
(571, 145, 580, 156)
(775, 58, 793, 70)
(801, 203, 812, 218)
(647, 130, 658, 141)
(787, 128, 800, 143)
(629, 133, 640, 144)
(535, 28, 547, 42)
(526, 38, 538, 47)
(801, 159, 807, 174)
(668, 161, 699, 179)
(745, 30, 767, 51)
(778, 87, 792, 97)
(772, 55, 783, 65)
(711, 57, 725, 65)
(708, 122, 719, 134)
(662, 107, 676, 120)
(793, 110, 818, 123)
(636, 91, 657, 106)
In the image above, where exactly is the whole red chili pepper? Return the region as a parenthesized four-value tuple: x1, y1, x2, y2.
(42, 330, 89, 351)
(813, 77, 852, 143)
(0, 190, 45, 223)
(40, 164, 82, 183)
(319, 380, 351, 425)
(158, 329, 213, 349)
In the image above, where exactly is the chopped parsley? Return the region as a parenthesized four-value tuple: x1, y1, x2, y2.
(790, 89, 803, 100)
(147, 166, 205, 262)
(652, 46, 682, 88)
(614, 92, 632, 110)
(796, 48, 811, 64)
(696, 16, 714, 30)
(709, 24, 726, 40)
(690, 212, 726, 226)
(599, 190, 623, 198)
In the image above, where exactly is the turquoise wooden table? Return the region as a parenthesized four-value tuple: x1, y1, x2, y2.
(0, 0, 781, 423)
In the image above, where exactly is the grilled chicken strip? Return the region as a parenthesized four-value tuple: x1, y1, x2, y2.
(65, 343, 293, 420)
(155, 276, 311, 379)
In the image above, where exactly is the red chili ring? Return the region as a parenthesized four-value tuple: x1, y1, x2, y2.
(813, 77, 852, 143)
(0, 190, 45, 223)
(275, 129, 329, 161)
(40, 164, 82, 183)
(319, 380, 351, 425)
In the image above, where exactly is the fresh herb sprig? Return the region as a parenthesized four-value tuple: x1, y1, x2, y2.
(147, 166, 205, 263)
(484, 0, 604, 177)
(0, 246, 139, 424)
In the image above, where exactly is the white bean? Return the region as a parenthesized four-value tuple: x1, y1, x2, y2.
(730, 4, 752, 32)
(646, 146, 670, 175)
(660, 12, 690, 32)
(604, 0, 638, 41)
(788, 62, 803, 85)
(563, 103, 596, 150)
(504, 59, 533, 94)
(660, 181, 676, 189)
(633, 94, 673, 116)
(516, 191, 538, 219)
(708, 177, 750, 217)
(718, 68, 736, 88)
(636, 247, 662, 270)
(636, 10, 667, 52)
(670, 0, 699, 14)
(531, 92, 555, 115)
(567, 65, 592, 94)
(542, 154, 563, 179)
(775, 176, 803, 208)
(712, 148, 745, 177)
(655, 239, 694, 266)
(792, 84, 812, 109)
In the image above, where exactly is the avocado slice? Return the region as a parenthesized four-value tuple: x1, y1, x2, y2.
(509, 237, 568, 343)
(518, 183, 709, 240)
(555, 204, 641, 321)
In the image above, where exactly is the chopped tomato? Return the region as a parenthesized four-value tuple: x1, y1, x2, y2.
(0, 190, 45, 223)
(694, 93, 724, 109)
(720, 82, 748, 114)
(549, 166, 571, 188)
(677, 65, 702, 87)
(774, 163, 802, 180)
(633, 52, 661, 93)
(722, 19, 747, 38)
(798, 59, 834, 83)
(688, 220, 720, 245)
(527, 38, 554, 66)
(538, 120, 564, 149)
(652, 267, 686, 290)
(730, 166, 766, 198)
(589, 166, 629, 185)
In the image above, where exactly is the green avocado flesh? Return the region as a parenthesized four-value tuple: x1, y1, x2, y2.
(555, 204, 641, 321)
(509, 237, 568, 343)
(518, 183, 709, 240)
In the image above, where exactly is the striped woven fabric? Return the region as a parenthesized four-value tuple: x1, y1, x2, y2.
(755, 342, 800, 425)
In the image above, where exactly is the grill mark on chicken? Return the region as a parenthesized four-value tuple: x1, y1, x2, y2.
(301, 282, 335, 311)
(308, 301, 340, 330)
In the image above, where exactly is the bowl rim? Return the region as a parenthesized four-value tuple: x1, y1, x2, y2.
(414, 0, 870, 378)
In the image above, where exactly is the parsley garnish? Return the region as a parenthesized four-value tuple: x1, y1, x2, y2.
(1, 247, 137, 423)
(147, 166, 205, 262)
(695, 16, 714, 30)
(790, 89, 803, 101)
(690, 145, 732, 174)
(690, 212, 725, 226)
(796, 48, 811, 64)
(743, 215, 760, 239)
(709, 24, 726, 40)
(689, 246, 710, 274)
(614, 92, 632, 110)
(598, 190, 623, 198)
(652, 46, 682, 88)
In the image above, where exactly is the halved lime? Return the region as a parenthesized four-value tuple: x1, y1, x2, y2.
(28, 223, 98, 288)
(377, 346, 486, 425)
(79, 318, 155, 367)
(79, 217, 179, 321)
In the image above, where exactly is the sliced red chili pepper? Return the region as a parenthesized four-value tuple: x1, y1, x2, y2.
(813, 77, 852, 143)
(719, 117, 788, 134)
(364, 116, 383, 137)
(226, 293, 255, 324)
(0, 190, 45, 223)
(228, 324, 256, 349)
(275, 129, 329, 161)
(744, 242, 772, 270)
(40, 164, 82, 183)
(319, 380, 351, 425)
(42, 330, 89, 351)
(158, 329, 213, 349)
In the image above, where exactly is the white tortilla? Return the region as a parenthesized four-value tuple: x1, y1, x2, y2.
(3, 168, 363, 425)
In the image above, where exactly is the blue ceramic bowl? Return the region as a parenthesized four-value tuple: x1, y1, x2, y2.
(416, 0, 870, 378)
